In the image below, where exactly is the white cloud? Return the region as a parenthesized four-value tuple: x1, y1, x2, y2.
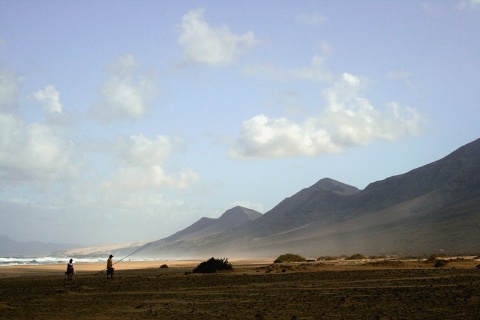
(230, 73, 423, 158)
(33, 85, 62, 114)
(103, 134, 199, 193)
(229, 114, 340, 158)
(321, 73, 422, 146)
(0, 67, 19, 111)
(89, 54, 156, 123)
(104, 165, 198, 192)
(0, 67, 74, 183)
(244, 53, 334, 82)
(114, 134, 178, 166)
(177, 9, 258, 66)
(32, 84, 72, 124)
(0, 113, 73, 182)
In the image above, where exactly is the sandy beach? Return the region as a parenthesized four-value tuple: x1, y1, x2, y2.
(1, 258, 479, 319)
(0, 260, 205, 278)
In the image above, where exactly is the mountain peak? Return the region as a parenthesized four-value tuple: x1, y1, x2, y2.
(311, 178, 360, 196)
(218, 206, 262, 224)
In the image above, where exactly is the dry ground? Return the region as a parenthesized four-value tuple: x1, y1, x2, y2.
(0, 258, 479, 319)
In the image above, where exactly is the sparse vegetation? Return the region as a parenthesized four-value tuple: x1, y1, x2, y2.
(192, 257, 232, 273)
(274, 253, 306, 263)
(369, 255, 387, 259)
(317, 256, 336, 261)
(347, 253, 367, 260)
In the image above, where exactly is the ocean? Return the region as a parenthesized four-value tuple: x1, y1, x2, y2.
(0, 256, 163, 266)
(0, 256, 108, 266)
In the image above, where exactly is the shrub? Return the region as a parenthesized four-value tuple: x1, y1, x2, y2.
(347, 253, 367, 260)
(192, 257, 232, 273)
(434, 259, 449, 268)
(274, 253, 306, 263)
(159, 264, 168, 268)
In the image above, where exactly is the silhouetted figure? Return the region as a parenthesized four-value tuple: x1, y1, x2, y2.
(107, 255, 114, 279)
(65, 259, 74, 280)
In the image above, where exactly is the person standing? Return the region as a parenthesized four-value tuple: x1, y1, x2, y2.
(66, 259, 74, 280)
(107, 255, 114, 279)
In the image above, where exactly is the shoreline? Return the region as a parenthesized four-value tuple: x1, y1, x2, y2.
(0, 259, 275, 278)
(1, 257, 478, 279)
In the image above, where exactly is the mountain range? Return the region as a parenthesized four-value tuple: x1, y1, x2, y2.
(3, 138, 480, 258)
(138, 137, 480, 258)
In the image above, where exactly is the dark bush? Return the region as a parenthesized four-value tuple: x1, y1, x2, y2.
(274, 253, 306, 263)
(159, 264, 168, 268)
(347, 253, 367, 260)
(434, 259, 449, 268)
(192, 257, 232, 273)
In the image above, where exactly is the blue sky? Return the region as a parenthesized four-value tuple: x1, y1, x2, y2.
(1, 1, 479, 244)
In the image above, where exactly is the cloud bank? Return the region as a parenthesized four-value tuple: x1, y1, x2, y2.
(230, 73, 423, 158)
(0, 68, 74, 184)
(103, 134, 199, 192)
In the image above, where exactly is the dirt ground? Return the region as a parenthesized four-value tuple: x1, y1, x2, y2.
(0, 258, 479, 319)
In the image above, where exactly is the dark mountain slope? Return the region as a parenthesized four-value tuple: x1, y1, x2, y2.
(250, 178, 360, 236)
(254, 138, 480, 235)
(216, 206, 263, 228)
(163, 217, 217, 242)
(351, 138, 480, 213)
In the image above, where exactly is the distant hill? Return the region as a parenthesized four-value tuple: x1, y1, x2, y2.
(163, 206, 262, 242)
(0, 235, 80, 257)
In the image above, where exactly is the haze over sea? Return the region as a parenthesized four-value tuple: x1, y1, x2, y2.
(0, 256, 158, 267)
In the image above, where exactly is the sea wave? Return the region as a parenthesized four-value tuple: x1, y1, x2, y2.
(0, 256, 106, 266)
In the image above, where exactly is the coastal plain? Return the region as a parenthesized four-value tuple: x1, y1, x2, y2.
(1, 258, 479, 319)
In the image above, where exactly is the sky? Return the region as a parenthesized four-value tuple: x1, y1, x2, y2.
(0, 1, 479, 245)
